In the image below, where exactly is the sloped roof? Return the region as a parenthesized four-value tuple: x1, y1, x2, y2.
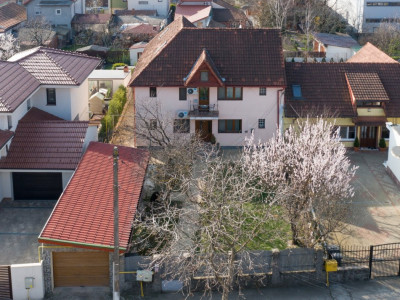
(313, 32, 359, 48)
(122, 23, 159, 34)
(0, 108, 88, 170)
(130, 16, 285, 87)
(285, 62, 400, 118)
(0, 130, 13, 149)
(0, 61, 40, 113)
(347, 42, 398, 63)
(72, 13, 112, 25)
(212, 0, 248, 24)
(345, 72, 389, 102)
(0, 2, 26, 33)
(38, 142, 150, 252)
(130, 41, 148, 49)
(8, 47, 101, 85)
(175, 5, 211, 23)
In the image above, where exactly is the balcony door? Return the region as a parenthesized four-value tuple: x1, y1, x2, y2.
(199, 87, 209, 108)
(360, 126, 377, 148)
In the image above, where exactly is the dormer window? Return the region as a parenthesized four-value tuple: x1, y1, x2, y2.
(292, 85, 302, 99)
(200, 71, 209, 82)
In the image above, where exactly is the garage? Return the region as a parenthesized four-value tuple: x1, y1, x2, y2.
(53, 252, 109, 287)
(12, 172, 63, 200)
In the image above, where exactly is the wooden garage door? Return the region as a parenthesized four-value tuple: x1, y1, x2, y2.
(53, 252, 109, 287)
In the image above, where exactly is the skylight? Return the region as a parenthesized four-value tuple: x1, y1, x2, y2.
(292, 85, 302, 99)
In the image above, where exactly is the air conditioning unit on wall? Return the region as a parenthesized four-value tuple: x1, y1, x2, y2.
(187, 88, 198, 95)
(177, 110, 189, 118)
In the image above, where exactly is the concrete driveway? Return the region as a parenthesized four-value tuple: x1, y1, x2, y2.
(331, 151, 400, 246)
(0, 199, 55, 265)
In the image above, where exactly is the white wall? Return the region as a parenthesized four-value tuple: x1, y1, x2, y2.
(82, 125, 99, 151)
(0, 171, 12, 201)
(31, 87, 72, 120)
(11, 261, 45, 300)
(0, 99, 31, 131)
(326, 45, 356, 62)
(62, 171, 74, 188)
(70, 79, 90, 121)
(130, 48, 145, 65)
(127, 0, 169, 16)
(134, 86, 279, 147)
(387, 124, 400, 183)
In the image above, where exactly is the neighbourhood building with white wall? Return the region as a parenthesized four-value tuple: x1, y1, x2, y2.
(127, 0, 169, 16)
(130, 16, 286, 147)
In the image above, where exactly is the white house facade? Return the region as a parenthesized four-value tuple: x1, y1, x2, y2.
(127, 0, 169, 17)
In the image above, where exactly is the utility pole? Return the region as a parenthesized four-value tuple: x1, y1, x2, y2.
(113, 146, 120, 300)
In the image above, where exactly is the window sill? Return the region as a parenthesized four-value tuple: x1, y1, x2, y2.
(46, 104, 56, 106)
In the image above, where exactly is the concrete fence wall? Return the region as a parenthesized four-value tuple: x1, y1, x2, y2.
(11, 261, 45, 300)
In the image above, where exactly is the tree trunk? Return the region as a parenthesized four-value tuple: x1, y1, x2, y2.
(222, 250, 236, 300)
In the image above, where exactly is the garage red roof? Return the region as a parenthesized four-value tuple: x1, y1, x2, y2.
(0, 108, 89, 170)
(38, 142, 150, 252)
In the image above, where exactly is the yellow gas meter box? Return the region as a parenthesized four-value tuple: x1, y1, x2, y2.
(325, 259, 338, 272)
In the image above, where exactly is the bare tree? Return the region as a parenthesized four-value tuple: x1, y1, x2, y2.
(361, 22, 400, 57)
(257, 0, 294, 29)
(0, 33, 20, 60)
(22, 17, 53, 47)
(244, 118, 357, 248)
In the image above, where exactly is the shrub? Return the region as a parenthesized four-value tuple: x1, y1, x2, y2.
(354, 137, 360, 147)
(379, 137, 387, 148)
(112, 63, 126, 70)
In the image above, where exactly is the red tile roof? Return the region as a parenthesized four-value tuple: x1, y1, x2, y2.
(130, 16, 285, 87)
(285, 62, 400, 118)
(9, 47, 101, 85)
(38, 142, 150, 252)
(0, 3, 26, 33)
(0, 130, 13, 149)
(122, 23, 159, 35)
(71, 13, 112, 25)
(0, 108, 89, 170)
(348, 42, 398, 63)
(0, 61, 40, 112)
(175, 5, 211, 23)
(345, 72, 389, 102)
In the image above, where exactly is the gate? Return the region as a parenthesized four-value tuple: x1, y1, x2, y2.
(0, 265, 12, 299)
(369, 243, 400, 278)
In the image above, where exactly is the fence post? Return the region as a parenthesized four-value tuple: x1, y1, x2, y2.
(315, 246, 324, 281)
(271, 249, 281, 285)
(369, 245, 373, 279)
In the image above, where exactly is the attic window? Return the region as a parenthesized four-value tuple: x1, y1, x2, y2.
(292, 85, 302, 99)
(201, 71, 209, 82)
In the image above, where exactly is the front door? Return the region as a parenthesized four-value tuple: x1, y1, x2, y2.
(199, 87, 209, 108)
(195, 120, 212, 142)
(360, 126, 378, 148)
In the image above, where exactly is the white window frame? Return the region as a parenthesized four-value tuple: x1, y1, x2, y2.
(258, 119, 265, 129)
(339, 126, 356, 141)
(259, 87, 267, 96)
(34, 6, 41, 15)
(55, 9, 62, 15)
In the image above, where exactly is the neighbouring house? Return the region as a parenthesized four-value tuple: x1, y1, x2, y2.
(127, 0, 169, 17)
(386, 123, 400, 187)
(312, 32, 360, 62)
(83, 0, 109, 13)
(328, 0, 400, 33)
(284, 59, 400, 149)
(76, 44, 110, 60)
(88, 67, 132, 99)
(0, 2, 26, 35)
(129, 16, 286, 147)
(24, 0, 84, 29)
(38, 141, 149, 294)
(175, 0, 251, 28)
(129, 41, 147, 65)
(120, 23, 159, 46)
(115, 13, 164, 27)
(71, 13, 112, 34)
(0, 47, 100, 201)
(347, 42, 398, 63)
(115, 8, 157, 16)
(17, 27, 58, 49)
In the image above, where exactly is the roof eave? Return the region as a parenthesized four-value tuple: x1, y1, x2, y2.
(38, 237, 127, 253)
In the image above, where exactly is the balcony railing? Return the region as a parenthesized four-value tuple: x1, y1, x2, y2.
(189, 104, 219, 119)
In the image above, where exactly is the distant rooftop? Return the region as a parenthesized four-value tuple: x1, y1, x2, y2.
(313, 32, 359, 48)
(347, 42, 398, 63)
(89, 69, 130, 80)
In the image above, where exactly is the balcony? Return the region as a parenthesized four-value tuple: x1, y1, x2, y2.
(189, 104, 219, 120)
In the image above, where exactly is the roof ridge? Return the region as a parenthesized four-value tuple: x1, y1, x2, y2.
(42, 51, 79, 85)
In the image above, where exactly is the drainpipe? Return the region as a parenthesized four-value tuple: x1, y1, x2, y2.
(277, 88, 285, 132)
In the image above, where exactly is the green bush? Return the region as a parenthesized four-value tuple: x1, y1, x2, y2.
(112, 63, 126, 70)
(379, 138, 387, 148)
(354, 137, 360, 147)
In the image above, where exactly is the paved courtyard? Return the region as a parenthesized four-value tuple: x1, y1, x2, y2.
(0, 199, 55, 265)
(331, 151, 400, 246)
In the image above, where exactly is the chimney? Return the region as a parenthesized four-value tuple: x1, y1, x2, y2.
(123, 65, 129, 73)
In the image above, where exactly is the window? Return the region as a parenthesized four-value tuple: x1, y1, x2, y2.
(200, 71, 209, 82)
(259, 87, 267, 96)
(34, 6, 41, 15)
(218, 119, 242, 133)
(292, 85, 302, 99)
(382, 126, 390, 139)
(366, 2, 400, 6)
(339, 126, 356, 140)
(179, 88, 187, 101)
(174, 119, 190, 133)
(55, 9, 61, 15)
(150, 87, 157, 97)
(27, 99, 31, 110)
(46, 88, 56, 105)
(137, 52, 142, 60)
(258, 119, 265, 129)
(149, 119, 157, 130)
(217, 87, 243, 100)
(7, 115, 12, 129)
(357, 101, 381, 107)
(139, 1, 148, 4)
